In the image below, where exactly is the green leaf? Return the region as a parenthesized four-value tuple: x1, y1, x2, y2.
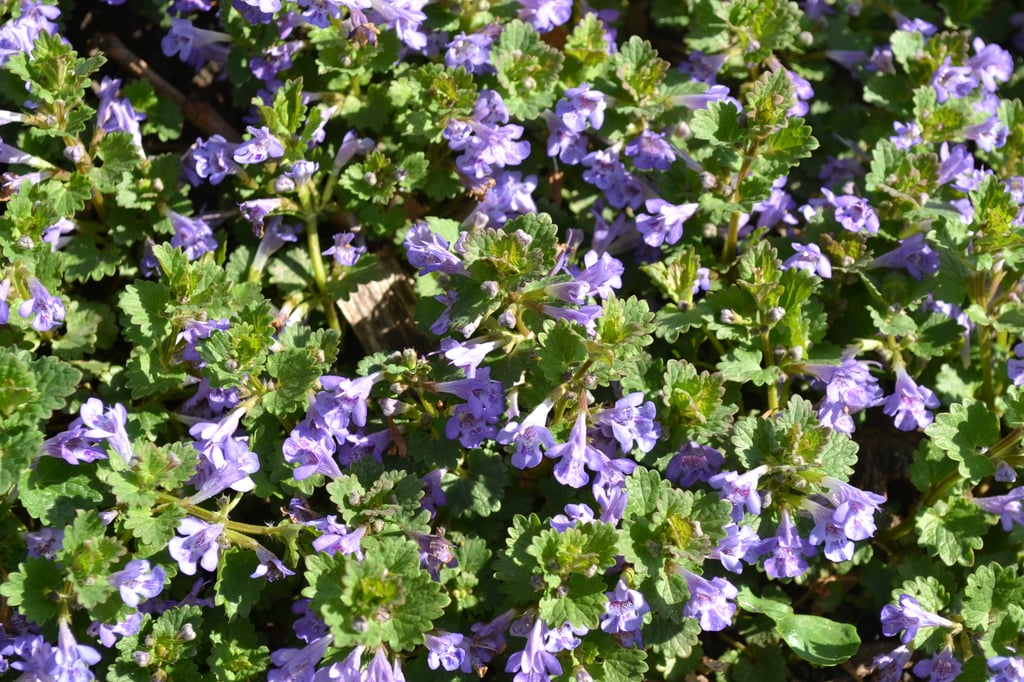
(564, 13, 611, 80)
(661, 359, 737, 442)
(19, 457, 106, 527)
(0, 557, 64, 623)
(443, 448, 507, 518)
(119, 281, 172, 347)
(925, 399, 999, 482)
(915, 497, 987, 566)
(492, 20, 564, 119)
(59, 509, 127, 607)
(215, 549, 266, 619)
(962, 563, 1024, 632)
(614, 36, 669, 104)
(690, 100, 744, 144)
(738, 587, 860, 665)
(717, 348, 782, 386)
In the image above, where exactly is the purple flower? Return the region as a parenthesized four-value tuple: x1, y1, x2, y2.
(963, 115, 1009, 152)
(679, 569, 739, 632)
(759, 509, 812, 579)
(108, 559, 166, 607)
(912, 648, 961, 682)
(823, 188, 879, 234)
(24, 528, 63, 559)
(167, 209, 218, 260)
(781, 242, 832, 279)
(233, 125, 286, 164)
(445, 30, 495, 75)
(802, 499, 854, 562)
(871, 233, 939, 280)
(161, 18, 230, 69)
(467, 611, 514, 675)
(505, 618, 562, 679)
(433, 368, 504, 420)
(239, 197, 285, 236)
(871, 645, 912, 682)
(679, 50, 727, 83)
(666, 441, 725, 487)
(517, 0, 572, 32)
(250, 547, 295, 582)
(268, 634, 333, 682)
(600, 579, 650, 641)
(709, 522, 762, 573)
(425, 632, 471, 673)
(709, 465, 767, 521)
(45, 621, 102, 681)
(90, 612, 143, 648)
(410, 531, 459, 581)
(168, 517, 224, 575)
(322, 232, 365, 266)
(625, 129, 676, 171)
(890, 121, 922, 150)
(937, 142, 975, 186)
(473, 170, 539, 225)
(967, 37, 1013, 93)
(0, 278, 9, 325)
(283, 417, 342, 480)
(635, 198, 700, 247)
(96, 76, 145, 152)
(17, 277, 65, 332)
(883, 368, 940, 431)
(973, 487, 1024, 531)
(310, 516, 365, 559)
(932, 57, 978, 103)
(880, 594, 954, 644)
(78, 397, 134, 465)
(1009, 342, 1024, 387)
(988, 654, 1024, 682)
(593, 392, 660, 455)
(545, 412, 608, 488)
(556, 83, 607, 132)
(296, 0, 346, 28)
(403, 222, 467, 276)
(498, 399, 556, 470)
(821, 477, 886, 541)
(182, 134, 240, 186)
(572, 250, 624, 299)
(550, 503, 596, 532)
(805, 356, 884, 434)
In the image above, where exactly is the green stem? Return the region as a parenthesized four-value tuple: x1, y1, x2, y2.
(720, 139, 762, 264)
(155, 492, 283, 537)
(761, 331, 779, 411)
(298, 185, 341, 333)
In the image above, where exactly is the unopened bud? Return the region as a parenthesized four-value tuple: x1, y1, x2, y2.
(720, 309, 738, 324)
(768, 306, 785, 322)
(481, 280, 500, 296)
(133, 651, 151, 666)
(177, 624, 196, 642)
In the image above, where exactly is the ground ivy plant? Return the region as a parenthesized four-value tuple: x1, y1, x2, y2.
(0, 0, 1023, 680)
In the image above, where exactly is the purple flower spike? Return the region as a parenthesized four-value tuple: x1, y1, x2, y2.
(404, 222, 467, 276)
(803, 499, 854, 562)
(233, 125, 286, 164)
(108, 559, 166, 608)
(883, 368, 940, 432)
(880, 594, 954, 644)
(168, 517, 224, 575)
(679, 569, 739, 632)
(556, 83, 607, 132)
(517, 0, 572, 33)
(973, 487, 1024, 531)
(550, 503, 596, 532)
(625, 129, 676, 171)
(912, 647, 961, 682)
(871, 233, 939, 280)
(759, 509, 812, 579)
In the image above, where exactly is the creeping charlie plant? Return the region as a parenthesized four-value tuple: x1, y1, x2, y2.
(0, 0, 1023, 680)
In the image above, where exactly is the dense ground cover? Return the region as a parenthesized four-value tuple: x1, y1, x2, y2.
(1, 0, 1024, 679)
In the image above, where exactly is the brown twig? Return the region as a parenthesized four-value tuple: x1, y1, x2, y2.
(93, 32, 241, 142)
